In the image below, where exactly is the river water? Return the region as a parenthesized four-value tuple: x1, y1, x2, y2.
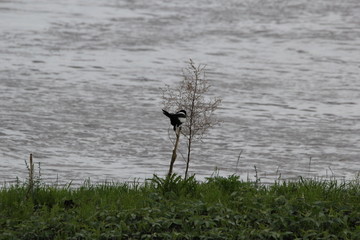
(1, 0, 359, 185)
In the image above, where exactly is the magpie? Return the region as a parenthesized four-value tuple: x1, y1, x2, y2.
(162, 109, 187, 131)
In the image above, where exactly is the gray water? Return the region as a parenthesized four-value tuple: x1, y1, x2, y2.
(1, 0, 360, 185)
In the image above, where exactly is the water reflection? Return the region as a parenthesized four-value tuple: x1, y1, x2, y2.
(0, 0, 359, 185)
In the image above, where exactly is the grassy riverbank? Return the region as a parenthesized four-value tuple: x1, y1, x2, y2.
(1, 175, 360, 239)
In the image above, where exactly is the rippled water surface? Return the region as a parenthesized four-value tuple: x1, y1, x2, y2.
(1, 0, 360, 185)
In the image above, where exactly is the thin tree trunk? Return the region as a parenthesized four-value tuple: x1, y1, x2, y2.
(29, 153, 34, 187)
(167, 128, 181, 178)
(184, 60, 199, 179)
(26, 153, 34, 198)
(184, 136, 192, 179)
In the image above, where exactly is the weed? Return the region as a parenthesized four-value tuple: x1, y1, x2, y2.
(1, 176, 360, 239)
(149, 174, 197, 198)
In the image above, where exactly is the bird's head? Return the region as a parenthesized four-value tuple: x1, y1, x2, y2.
(178, 110, 187, 116)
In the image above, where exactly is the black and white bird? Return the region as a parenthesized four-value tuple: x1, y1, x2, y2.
(162, 109, 187, 131)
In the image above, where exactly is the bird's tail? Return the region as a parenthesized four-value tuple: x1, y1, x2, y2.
(162, 109, 171, 118)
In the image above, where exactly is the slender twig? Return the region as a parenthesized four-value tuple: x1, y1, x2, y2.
(328, 166, 335, 178)
(254, 165, 260, 185)
(308, 156, 312, 176)
(235, 150, 243, 172)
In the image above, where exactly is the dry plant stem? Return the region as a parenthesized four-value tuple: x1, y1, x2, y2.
(185, 138, 192, 179)
(28, 153, 34, 187)
(236, 150, 243, 172)
(167, 128, 181, 178)
(26, 153, 34, 197)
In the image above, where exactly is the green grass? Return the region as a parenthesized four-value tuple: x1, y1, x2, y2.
(1, 175, 360, 239)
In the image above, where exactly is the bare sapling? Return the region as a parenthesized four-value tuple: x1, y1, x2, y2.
(162, 59, 221, 179)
